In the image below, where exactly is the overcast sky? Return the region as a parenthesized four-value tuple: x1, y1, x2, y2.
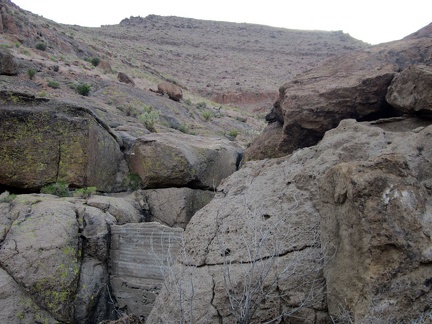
(11, 0, 432, 45)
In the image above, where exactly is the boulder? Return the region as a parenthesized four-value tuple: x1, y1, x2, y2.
(127, 133, 242, 189)
(74, 257, 114, 324)
(0, 267, 57, 324)
(0, 94, 126, 192)
(148, 118, 432, 323)
(142, 187, 215, 228)
(118, 72, 135, 86)
(157, 81, 183, 101)
(0, 48, 17, 75)
(86, 195, 144, 225)
(0, 195, 81, 322)
(386, 64, 432, 117)
(109, 222, 183, 320)
(245, 31, 432, 160)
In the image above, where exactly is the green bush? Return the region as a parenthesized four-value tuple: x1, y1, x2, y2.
(41, 181, 70, 197)
(90, 57, 101, 67)
(35, 42, 47, 51)
(27, 68, 36, 80)
(228, 129, 239, 138)
(202, 110, 213, 121)
(178, 124, 189, 134)
(76, 83, 91, 96)
(73, 187, 97, 198)
(0, 191, 17, 203)
(139, 108, 159, 132)
(196, 102, 207, 110)
(47, 80, 60, 89)
(127, 173, 142, 191)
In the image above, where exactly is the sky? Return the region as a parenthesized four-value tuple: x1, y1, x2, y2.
(11, 0, 432, 45)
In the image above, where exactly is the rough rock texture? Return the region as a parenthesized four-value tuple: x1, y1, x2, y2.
(0, 193, 145, 323)
(156, 81, 183, 102)
(0, 94, 126, 192)
(148, 118, 432, 323)
(386, 64, 432, 117)
(245, 25, 432, 160)
(0, 195, 81, 322)
(128, 133, 242, 189)
(86, 195, 144, 225)
(0, 48, 17, 75)
(142, 187, 215, 228)
(109, 222, 183, 321)
(117, 72, 135, 86)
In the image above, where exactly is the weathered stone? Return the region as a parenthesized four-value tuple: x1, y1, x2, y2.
(81, 205, 110, 261)
(142, 187, 215, 228)
(156, 81, 183, 101)
(386, 64, 432, 117)
(0, 196, 81, 322)
(149, 118, 432, 323)
(86, 195, 143, 225)
(245, 30, 432, 160)
(118, 72, 135, 86)
(109, 222, 183, 320)
(320, 155, 432, 322)
(0, 267, 57, 324)
(0, 48, 17, 75)
(127, 133, 242, 189)
(74, 257, 114, 324)
(0, 96, 125, 191)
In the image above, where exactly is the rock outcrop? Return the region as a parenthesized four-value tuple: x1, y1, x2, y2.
(245, 23, 432, 160)
(117, 72, 135, 86)
(386, 64, 432, 117)
(127, 133, 242, 190)
(109, 223, 183, 320)
(0, 48, 17, 75)
(155, 81, 183, 102)
(148, 117, 432, 323)
(0, 93, 126, 192)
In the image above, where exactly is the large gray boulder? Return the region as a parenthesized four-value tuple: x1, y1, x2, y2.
(0, 195, 81, 322)
(127, 133, 242, 189)
(0, 93, 126, 192)
(141, 187, 215, 228)
(148, 118, 432, 323)
(386, 64, 432, 116)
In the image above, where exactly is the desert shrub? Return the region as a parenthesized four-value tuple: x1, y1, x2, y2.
(139, 106, 159, 132)
(76, 83, 91, 96)
(195, 102, 206, 110)
(184, 98, 192, 105)
(0, 191, 17, 203)
(40, 181, 70, 197)
(201, 110, 213, 121)
(90, 57, 101, 67)
(47, 80, 60, 89)
(127, 173, 142, 191)
(228, 129, 239, 138)
(119, 104, 139, 117)
(27, 68, 36, 80)
(178, 124, 189, 134)
(35, 42, 47, 51)
(73, 186, 97, 198)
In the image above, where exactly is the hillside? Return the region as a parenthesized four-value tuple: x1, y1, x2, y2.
(4, 0, 431, 323)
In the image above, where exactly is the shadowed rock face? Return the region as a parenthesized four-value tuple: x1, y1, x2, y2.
(0, 94, 126, 192)
(245, 23, 432, 160)
(127, 132, 242, 190)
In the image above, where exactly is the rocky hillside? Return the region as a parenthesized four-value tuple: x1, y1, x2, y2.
(1, 0, 431, 323)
